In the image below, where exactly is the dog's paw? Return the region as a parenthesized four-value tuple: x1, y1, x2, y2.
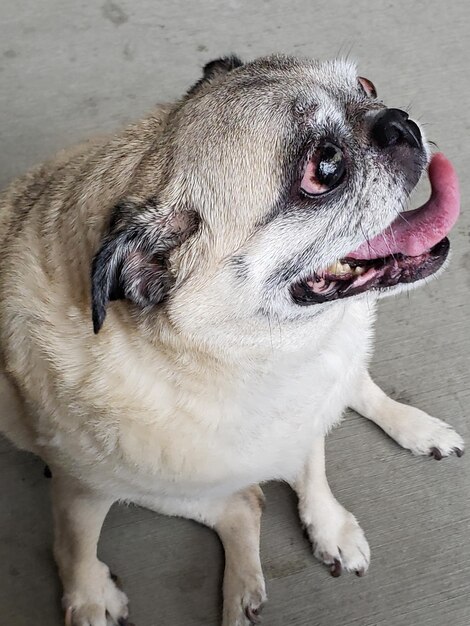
(63, 564, 129, 626)
(384, 406, 464, 459)
(222, 571, 266, 626)
(303, 503, 370, 577)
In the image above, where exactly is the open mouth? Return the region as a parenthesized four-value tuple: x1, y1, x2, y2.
(291, 153, 460, 305)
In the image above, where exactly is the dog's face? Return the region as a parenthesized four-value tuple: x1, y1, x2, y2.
(92, 55, 459, 345)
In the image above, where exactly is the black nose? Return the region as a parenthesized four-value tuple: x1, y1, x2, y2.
(372, 108, 422, 149)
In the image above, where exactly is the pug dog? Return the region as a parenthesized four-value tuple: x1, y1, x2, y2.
(0, 54, 464, 626)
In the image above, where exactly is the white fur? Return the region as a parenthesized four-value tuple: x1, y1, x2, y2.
(0, 55, 464, 626)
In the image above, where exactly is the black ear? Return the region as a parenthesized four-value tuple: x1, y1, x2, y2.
(91, 198, 198, 334)
(202, 55, 243, 79)
(186, 55, 243, 97)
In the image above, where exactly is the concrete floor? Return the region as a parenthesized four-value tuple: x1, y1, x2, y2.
(0, 1, 469, 625)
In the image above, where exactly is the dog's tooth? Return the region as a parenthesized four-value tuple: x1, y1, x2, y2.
(354, 266, 365, 275)
(327, 261, 340, 274)
(326, 261, 352, 276)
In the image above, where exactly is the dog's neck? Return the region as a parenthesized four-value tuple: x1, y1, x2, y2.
(127, 298, 377, 372)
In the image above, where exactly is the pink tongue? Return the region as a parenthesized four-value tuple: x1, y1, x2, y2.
(348, 153, 460, 260)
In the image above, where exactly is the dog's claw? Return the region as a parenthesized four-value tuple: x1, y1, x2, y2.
(64, 607, 73, 626)
(245, 605, 263, 624)
(44, 464, 52, 478)
(355, 568, 365, 577)
(330, 558, 342, 577)
(429, 445, 464, 460)
(64, 606, 132, 626)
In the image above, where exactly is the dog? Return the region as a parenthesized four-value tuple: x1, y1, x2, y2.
(0, 54, 464, 626)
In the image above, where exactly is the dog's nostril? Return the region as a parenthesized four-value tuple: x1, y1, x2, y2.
(372, 108, 422, 149)
(405, 119, 423, 148)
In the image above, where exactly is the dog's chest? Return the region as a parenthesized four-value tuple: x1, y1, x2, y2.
(111, 302, 374, 498)
(216, 308, 372, 482)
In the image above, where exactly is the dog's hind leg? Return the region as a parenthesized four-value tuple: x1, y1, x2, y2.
(349, 370, 464, 459)
(0, 370, 37, 453)
(51, 475, 129, 626)
(294, 437, 370, 577)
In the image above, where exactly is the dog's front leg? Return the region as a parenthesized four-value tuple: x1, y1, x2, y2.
(51, 474, 128, 626)
(350, 370, 464, 459)
(215, 486, 266, 626)
(138, 485, 266, 625)
(294, 437, 370, 577)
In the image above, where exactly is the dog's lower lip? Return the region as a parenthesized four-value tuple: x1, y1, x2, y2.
(291, 238, 450, 305)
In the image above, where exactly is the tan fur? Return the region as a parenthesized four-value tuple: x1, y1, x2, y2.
(0, 55, 463, 626)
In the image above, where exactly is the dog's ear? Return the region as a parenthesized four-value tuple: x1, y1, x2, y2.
(186, 55, 243, 97)
(91, 198, 199, 334)
(202, 55, 243, 79)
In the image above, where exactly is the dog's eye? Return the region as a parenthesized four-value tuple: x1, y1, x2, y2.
(358, 76, 377, 99)
(300, 142, 346, 196)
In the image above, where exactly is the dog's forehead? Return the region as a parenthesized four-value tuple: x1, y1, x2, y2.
(312, 58, 359, 89)
(182, 55, 362, 135)
(217, 56, 362, 126)
(239, 56, 359, 97)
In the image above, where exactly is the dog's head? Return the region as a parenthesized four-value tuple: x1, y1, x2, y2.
(92, 55, 459, 346)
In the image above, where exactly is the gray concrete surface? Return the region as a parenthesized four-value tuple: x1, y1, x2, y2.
(0, 1, 469, 625)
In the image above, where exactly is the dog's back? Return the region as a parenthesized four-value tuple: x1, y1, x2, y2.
(0, 112, 169, 454)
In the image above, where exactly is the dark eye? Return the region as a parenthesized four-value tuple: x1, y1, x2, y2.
(300, 142, 346, 196)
